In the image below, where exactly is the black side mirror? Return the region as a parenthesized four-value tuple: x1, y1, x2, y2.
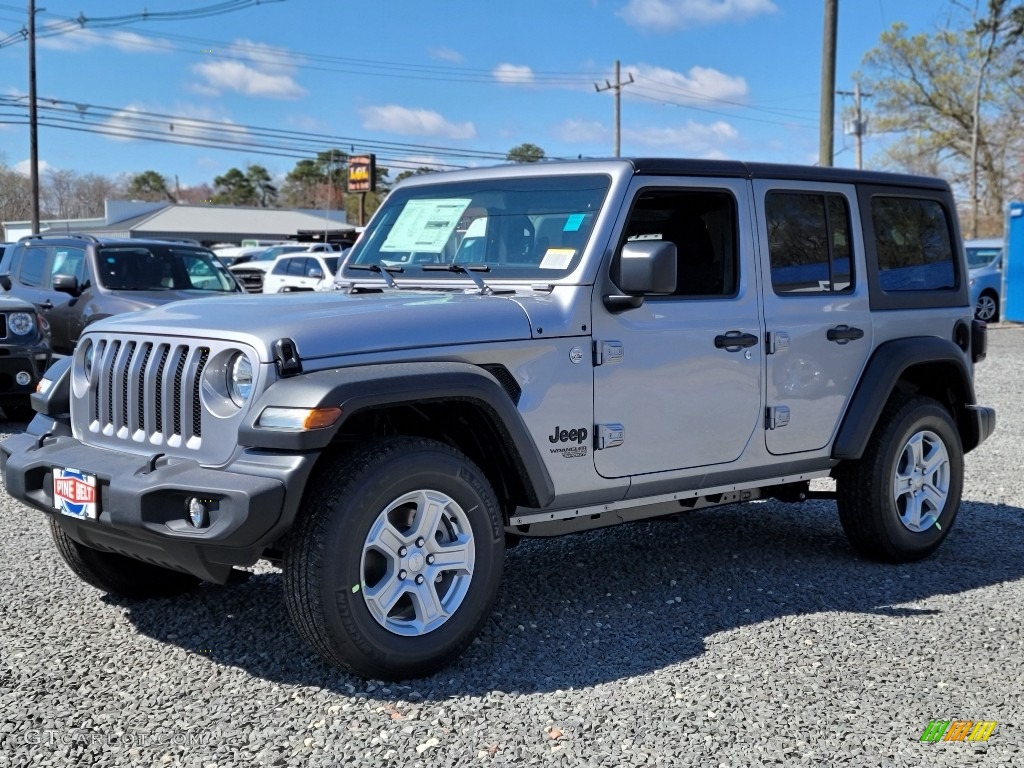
(52, 274, 80, 296)
(0, 274, 11, 291)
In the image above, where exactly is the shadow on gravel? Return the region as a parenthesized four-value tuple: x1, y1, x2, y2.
(109, 497, 1024, 695)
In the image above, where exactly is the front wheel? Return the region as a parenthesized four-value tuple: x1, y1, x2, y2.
(836, 395, 963, 563)
(283, 437, 505, 680)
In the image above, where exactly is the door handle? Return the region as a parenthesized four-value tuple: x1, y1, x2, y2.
(826, 325, 864, 343)
(714, 332, 759, 350)
(40, 300, 53, 310)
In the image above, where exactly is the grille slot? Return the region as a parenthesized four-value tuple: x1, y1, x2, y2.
(192, 348, 209, 438)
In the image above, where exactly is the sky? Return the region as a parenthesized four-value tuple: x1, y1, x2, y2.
(0, 0, 966, 189)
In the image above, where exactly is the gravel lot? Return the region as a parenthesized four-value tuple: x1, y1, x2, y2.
(2, 327, 1023, 768)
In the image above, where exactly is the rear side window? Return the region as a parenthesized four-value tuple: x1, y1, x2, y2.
(871, 197, 955, 292)
(287, 258, 307, 277)
(766, 192, 852, 294)
(271, 259, 290, 275)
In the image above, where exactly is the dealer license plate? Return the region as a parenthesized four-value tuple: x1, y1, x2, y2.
(53, 467, 98, 520)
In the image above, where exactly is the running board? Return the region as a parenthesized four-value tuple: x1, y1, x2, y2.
(507, 470, 832, 537)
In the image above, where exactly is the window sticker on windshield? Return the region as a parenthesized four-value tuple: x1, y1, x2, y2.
(563, 213, 586, 232)
(380, 199, 472, 254)
(540, 248, 576, 269)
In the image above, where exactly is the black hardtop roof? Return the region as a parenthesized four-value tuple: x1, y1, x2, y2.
(627, 158, 949, 190)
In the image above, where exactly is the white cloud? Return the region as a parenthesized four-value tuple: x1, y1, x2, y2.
(552, 119, 608, 144)
(629, 63, 748, 104)
(37, 27, 155, 53)
(430, 47, 464, 63)
(101, 104, 250, 146)
(624, 120, 740, 155)
(14, 159, 55, 176)
(226, 39, 300, 75)
(359, 105, 475, 140)
(493, 63, 535, 86)
(191, 59, 306, 99)
(619, 0, 778, 30)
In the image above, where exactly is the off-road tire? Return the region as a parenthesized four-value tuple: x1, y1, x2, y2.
(836, 395, 963, 563)
(283, 437, 505, 680)
(50, 518, 201, 597)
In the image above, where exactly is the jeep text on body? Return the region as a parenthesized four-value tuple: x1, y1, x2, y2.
(0, 159, 995, 680)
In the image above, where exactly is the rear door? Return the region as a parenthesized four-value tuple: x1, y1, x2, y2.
(753, 181, 872, 455)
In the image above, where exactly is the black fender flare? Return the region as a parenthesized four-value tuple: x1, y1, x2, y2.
(239, 361, 555, 508)
(832, 337, 977, 460)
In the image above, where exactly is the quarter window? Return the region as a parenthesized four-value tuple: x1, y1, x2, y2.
(766, 192, 853, 294)
(871, 197, 955, 292)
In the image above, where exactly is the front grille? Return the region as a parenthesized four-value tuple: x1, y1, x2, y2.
(86, 339, 210, 449)
(232, 269, 265, 292)
(0, 314, 7, 339)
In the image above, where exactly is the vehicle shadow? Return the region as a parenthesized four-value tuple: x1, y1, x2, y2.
(108, 497, 1024, 696)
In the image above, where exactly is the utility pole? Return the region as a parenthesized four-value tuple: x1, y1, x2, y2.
(595, 60, 634, 157)
(28, 0, 40, 233)
(838, 83, 871, 169)
(818, 0, 838, 167)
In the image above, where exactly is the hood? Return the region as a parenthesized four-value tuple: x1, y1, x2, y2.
(100, 289, 239, 312)
(88, 291, 534, 362)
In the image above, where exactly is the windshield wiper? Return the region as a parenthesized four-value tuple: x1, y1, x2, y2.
(347, 263, 404, 289)
(421, 263, 513, 295)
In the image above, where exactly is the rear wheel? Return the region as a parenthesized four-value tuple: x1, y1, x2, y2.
(836, 395, 963, 563)
(49, 519, 200, 597)
(283, 437, 505, 680)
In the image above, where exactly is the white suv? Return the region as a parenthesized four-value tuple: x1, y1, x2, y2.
(229, 243, 338, 292)
(262, 252, 340, 293)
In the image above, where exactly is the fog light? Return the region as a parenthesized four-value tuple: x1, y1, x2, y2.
(187, 497, 207, 527)
(15, 372, 31, 386)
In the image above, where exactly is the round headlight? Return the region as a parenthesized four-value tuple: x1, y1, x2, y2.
(82, 342, 94, 378)
(227, 353, 253, 406)
(8, 312, 35, 336)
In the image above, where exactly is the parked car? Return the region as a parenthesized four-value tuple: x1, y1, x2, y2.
(0, 234, 243, 354)
(229, 243, 339, 292)
(965, 237, 1002, 322)
(0, 294, 51, 421)
(0, 159, 994, 681)
(262, 253, 340, 293)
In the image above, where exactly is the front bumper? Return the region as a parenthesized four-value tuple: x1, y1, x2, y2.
(0, 339, 51, 404)
(0, 432, 318, 582)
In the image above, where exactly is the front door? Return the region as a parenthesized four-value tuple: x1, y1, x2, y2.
(591, 178, 763, 478)
(753, 181, 873, 455)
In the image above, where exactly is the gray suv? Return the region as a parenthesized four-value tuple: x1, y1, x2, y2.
(0, 159, 995, 680)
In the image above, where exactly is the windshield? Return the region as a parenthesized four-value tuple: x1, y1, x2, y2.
(346, 174, 610, 280)
(96, 246, 239, 292)
(966, 246, 1001, 269)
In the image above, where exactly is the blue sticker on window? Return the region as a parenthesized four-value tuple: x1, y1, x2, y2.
(563, 213, 585, 232)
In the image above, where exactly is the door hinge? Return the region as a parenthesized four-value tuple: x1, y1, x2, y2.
(766, 331, 790, 355)
(765, 406, 791, 430)
(595, 423, 625, 449)
(593, 340, 624, 366)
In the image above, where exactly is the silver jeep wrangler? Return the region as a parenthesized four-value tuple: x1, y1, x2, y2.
(1, 159, 995, 680)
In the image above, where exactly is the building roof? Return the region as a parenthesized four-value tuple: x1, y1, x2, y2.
(3, 201, 352, 242)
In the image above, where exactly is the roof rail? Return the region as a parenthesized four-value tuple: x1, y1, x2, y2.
(18, 232, 101, 243)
